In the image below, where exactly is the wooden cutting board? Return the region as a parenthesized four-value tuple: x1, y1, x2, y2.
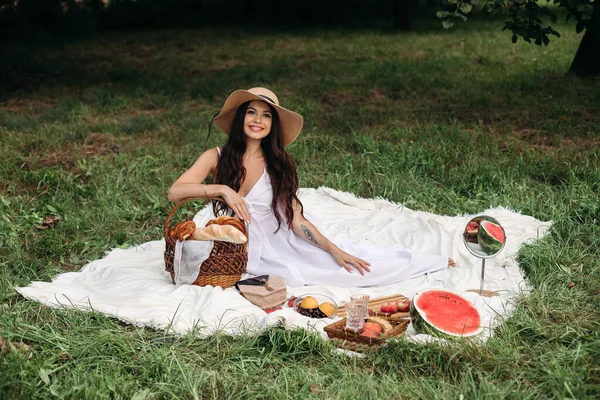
(336, 293, 411, 318)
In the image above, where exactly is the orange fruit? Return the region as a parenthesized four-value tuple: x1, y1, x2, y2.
(300, 296, 319, 309)
(318, 302, 336, 317)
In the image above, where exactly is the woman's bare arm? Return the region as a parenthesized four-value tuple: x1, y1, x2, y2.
(167, 148, 253, 223)
(291, 200, 371, 275)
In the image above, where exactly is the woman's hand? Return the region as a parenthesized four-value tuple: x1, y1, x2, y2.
(291, 212, 371, 276)
(330, 247, 371, 276)
(220, 186, 252, 224)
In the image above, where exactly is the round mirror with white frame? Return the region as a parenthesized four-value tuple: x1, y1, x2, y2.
(463, 215, 506, 258)
(463, 215, 507, 297)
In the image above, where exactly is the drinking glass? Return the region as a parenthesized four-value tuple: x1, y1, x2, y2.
(345, 303, 365, 331)
(350, 294, 370, 320)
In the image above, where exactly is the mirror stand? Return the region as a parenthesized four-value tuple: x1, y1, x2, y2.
(479, 258, 486, 294)
(465, 259, 499, 297)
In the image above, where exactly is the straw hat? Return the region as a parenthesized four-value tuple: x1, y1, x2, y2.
(213, 87, 304, 147)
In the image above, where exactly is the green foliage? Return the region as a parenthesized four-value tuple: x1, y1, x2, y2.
(1, 24, 599, 399)
(438, 0, 595, 46)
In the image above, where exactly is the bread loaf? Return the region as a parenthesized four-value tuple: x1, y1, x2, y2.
(206, 216, 247, 237)
(192, 224, 247, 244)
(174, 220, 196, 242)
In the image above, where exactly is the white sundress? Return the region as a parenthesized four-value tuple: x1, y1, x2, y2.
(238, 164, 448, 287)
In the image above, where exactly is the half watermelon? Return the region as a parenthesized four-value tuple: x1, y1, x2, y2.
(478, 220, 505, 254)
(410, 290, 483, 338)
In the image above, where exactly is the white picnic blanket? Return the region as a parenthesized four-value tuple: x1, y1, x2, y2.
(16, 187, 551, 343)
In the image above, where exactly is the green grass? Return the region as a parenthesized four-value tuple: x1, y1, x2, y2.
(1, 19, 600, 399)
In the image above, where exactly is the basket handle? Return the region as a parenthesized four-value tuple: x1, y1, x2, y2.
(164, 197, 204, 239)
(164, 197, 249, 241)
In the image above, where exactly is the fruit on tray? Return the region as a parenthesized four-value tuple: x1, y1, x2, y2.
(396, 299, 410, 312)
(362, 321, 383, 334)
(478, 220, 505, 254)
(380, 301, 399, 314)
(358, 316, 394, 338)
(410, 289, 483, 338)
(360, 329, 380, 338)
(365, 316, 393, 334)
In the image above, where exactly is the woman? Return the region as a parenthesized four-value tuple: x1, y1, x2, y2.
(168, 87, 454, 287)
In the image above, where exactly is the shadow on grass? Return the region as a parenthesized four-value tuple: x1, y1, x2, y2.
(0, 8, 520, 97)
(0, 21, 597, 138)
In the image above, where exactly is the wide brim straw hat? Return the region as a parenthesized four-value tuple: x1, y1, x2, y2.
(213, 87, 304, 147)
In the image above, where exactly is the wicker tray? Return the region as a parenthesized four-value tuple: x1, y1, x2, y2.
(164, 197, 248, 288)
(324, 317, 409, 350)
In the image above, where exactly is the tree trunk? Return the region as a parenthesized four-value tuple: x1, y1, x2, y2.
(569, 1, 600, 76)
(393, 0, 414, 31)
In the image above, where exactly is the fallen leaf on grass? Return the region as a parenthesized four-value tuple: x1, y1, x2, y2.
(310, 384, 321, 395)
(13, 342, 31, 352)
(0, 335, 31, 354)
(36, 215, 61, 230)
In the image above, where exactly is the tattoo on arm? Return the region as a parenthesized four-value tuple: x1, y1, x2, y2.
(301, 224, 320, 248)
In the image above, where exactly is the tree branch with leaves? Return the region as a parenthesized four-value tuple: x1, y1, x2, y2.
(437, 0, 599, 76)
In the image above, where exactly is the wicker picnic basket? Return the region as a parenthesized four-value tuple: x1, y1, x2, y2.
(164, 197, 248, 288)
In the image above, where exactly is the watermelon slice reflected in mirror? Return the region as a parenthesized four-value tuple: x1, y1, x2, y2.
(463, 215, 506, 297)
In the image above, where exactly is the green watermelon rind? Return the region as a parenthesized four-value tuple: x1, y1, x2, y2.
(410, 289, 483, 338)
(478, 221, 504, 254)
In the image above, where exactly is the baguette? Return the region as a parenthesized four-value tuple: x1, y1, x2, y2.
(206, 216, 247, 237)
(192, 224, 247, 244)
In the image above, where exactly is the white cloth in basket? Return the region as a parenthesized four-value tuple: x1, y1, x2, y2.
(173, 240, 214, 285)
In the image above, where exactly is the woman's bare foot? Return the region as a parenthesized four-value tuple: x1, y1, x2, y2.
(448, 258, 456, 268)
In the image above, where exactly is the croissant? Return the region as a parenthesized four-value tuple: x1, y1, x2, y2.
(192, 224, 247, 244)
(206, 216, 247, 237)
(174, 220, 196, 242)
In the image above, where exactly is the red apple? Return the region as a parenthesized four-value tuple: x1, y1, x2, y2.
(287, 296, 297, 308)
(396, 299, 410, 312)
(380, 302, 399, 314)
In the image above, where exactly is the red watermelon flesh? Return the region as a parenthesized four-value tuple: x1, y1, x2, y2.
(411, 290, 482, 337)
(481, 221, 505, 243)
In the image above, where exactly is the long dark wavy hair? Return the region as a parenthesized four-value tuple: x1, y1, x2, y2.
(213, 101, 303, 231)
